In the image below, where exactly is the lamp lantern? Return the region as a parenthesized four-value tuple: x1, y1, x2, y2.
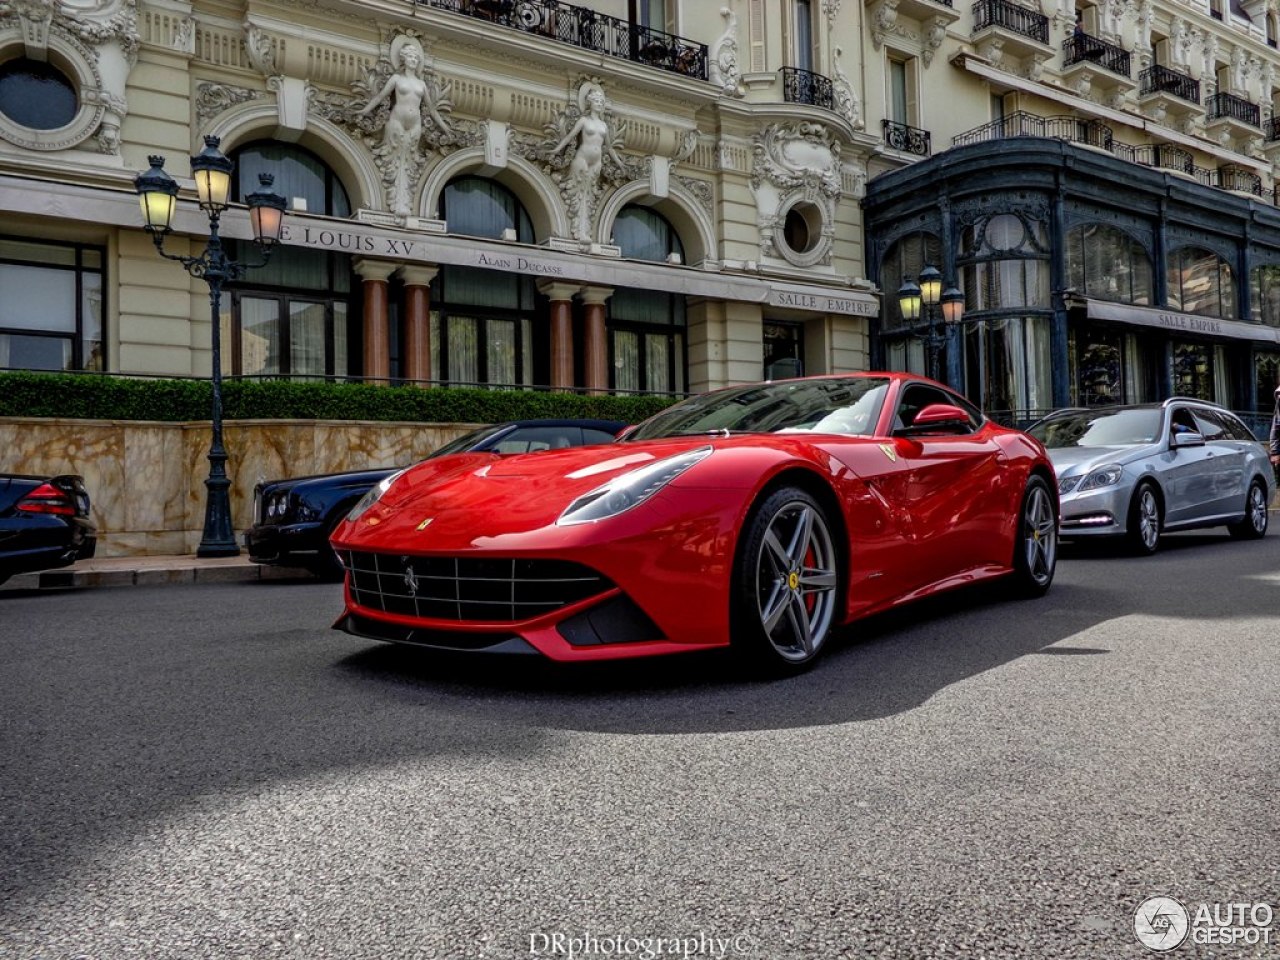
(246, 173, 287, 246)
(897, 280, 922, 323)
(941, 285, 966, 325)
(134, 155, 179, 234)
(918, 264, 943, 306)
(190, 134, 233, 213)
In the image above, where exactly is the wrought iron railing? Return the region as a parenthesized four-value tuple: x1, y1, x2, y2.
(1206, 91, 1260, 126)
(1218, 165, 1264, 196)
(1139, 64, 1199, 103)
(781, 66, 834, 110)
(1063, 32, 1130, 76)
(1265, 116, 1280, 142)
(417, 0, 708, 81)
(882, 119, 932, 156)
(952, 111, 1112, 149)
(1115, 142, 1194, 174)
(973, 0, 1049, 44)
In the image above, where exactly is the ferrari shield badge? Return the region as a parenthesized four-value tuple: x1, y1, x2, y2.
(879, 443, 898, 463)
(416, 517, 434, 531)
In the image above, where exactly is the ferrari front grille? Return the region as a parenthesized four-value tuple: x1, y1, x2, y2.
(339, 551, 614, 623)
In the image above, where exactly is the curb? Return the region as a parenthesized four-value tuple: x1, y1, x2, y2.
(4, 561, 315, 591)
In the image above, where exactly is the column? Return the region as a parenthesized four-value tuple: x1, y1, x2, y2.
(538, 281, 581, 391)
(580, 286, 613, 395)
(354, 259, 397, 384)
(399, 265, 439, 386)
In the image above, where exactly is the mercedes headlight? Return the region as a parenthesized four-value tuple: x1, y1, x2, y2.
(1077, 463, 1124, 492)
(346, 469, 408, 523)
(1058, 475, 1082, 494)
(557, 446, 712, 525)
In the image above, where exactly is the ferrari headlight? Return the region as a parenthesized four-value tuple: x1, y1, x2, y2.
(557, 446, 712, 525)
(1078, 463, 1124, 492)
(346, 469, 407, 523)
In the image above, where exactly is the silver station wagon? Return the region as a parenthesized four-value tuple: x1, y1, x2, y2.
(1027, 399, 1272, 554)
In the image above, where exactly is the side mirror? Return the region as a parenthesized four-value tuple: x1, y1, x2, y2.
(1171, 430, 1205, 448)
(899, 403, 973, 435)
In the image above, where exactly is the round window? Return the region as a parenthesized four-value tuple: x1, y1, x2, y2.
(782, 202, 822, 255)
(0, 58, 77, 130)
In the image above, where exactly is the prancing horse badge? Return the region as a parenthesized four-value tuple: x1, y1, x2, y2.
(879, 443, 898, 463)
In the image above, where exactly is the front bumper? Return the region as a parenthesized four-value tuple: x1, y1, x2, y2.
(1057, 482, 1132, 538)
(245, 521, 327, 565)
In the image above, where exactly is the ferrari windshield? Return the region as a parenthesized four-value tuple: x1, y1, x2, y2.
(1028, 408, 1162, 448)
(625, 377, 891, 441)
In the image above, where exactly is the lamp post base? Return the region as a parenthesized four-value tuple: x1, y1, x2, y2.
(196, 454, 240, 558)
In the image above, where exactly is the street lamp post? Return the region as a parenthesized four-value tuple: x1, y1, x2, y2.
(897, 264, 965, 382)
(134, 135, 286, 557)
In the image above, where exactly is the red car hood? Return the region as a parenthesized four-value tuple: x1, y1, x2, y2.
(333, 439, 714, 551)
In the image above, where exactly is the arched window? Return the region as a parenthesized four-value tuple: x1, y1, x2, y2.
(1066, 222, 1152, 305)
(1249, 263, 1280, 326)
(1268, 13, 1278, 47)
(1167, 246, 1235, 319)
(227, 142, 354, 380)
(610, 205, 686, 395)
(433, 176, 535, 387)
(957, 212, 1053, 420)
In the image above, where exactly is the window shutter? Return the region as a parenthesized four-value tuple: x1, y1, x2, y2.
(750, 0, 766, 73)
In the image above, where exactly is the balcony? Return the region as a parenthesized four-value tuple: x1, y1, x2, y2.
(1137, 64, 1202, 126)
(1064, 32, 1130, 76)
(781, 67, 834, 111)
(1266, 116, 1280, 142)
(954, 114, 1270, 205)
(882, 119, 932, 157)
(1206, 91, 1259, 126)
(418, 0, 708, 81)
(952, 111, 1113, 150)
(866, 0, 961, 48)
(972, 0, 1052, 74)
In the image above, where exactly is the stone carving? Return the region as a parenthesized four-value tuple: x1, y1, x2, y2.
(350, 34, 455, 220)
(869, 0, 898, 49)
(673, 174, 714, 215)
(708, 6, 743, 97)
(831, 46, 863, 129)
(173, 14, 194, 54)
(1201, 33, 1217, 85)
(1137, 0, 1153, 53)
(546, 80, 632, 242)
(822, 0, 842, 20)
(922, 16, 948, 66)
(1230, 45, 1247, 92)
(1100, 0, 1124, 41)
(243, 21, 276, 75)
(1025, 53, 1047, 81)
(751, 121, 843, 266)
(976, 35, 1005, 69)
(194, 81, 266, 129)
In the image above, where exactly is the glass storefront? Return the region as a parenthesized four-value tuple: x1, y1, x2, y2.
(609, 205, 686, 395)
(0, 236, 104, 372)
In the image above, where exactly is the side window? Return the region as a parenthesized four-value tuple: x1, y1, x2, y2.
(1217, 412, 1257, 442)
(894, 384, 953, 431)
(493, 426, 582, 453)
(1191, 409, 1228, 441)
(581, 428, 618, 445)
(1169, 407, 1198, 439)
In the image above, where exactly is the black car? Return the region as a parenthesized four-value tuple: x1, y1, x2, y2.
(245, 419, 627, 578)
(0, 474, 97, 586)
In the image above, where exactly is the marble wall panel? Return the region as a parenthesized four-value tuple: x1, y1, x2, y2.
(0, 418, 478, 557)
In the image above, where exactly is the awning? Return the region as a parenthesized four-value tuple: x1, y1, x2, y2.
(1065, 295, 1280, 345)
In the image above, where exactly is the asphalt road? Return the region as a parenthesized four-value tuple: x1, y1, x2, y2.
(1, 530, 1277, 960)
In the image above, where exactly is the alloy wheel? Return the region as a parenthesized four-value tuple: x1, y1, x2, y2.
(754, 501, 838, 663)
(1023, 482, 1058, 587)
(1137, 488, 1160, 551)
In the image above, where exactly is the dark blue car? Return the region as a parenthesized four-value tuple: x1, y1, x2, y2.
(245, 419, 627, 578)
(0, 474, 96, 586)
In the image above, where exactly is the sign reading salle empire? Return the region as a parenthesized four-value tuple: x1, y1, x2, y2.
(769, 289, 878, 316)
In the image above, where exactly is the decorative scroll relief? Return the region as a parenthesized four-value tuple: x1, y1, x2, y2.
(194, 81, 266, 130)
(0, 0, 136, 152)
(832, 46, 863, 128)
(751, 121, 843, 267)
(708, 6, 744, 97)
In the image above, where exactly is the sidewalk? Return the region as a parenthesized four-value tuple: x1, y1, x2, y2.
(3, 553, 316, 591)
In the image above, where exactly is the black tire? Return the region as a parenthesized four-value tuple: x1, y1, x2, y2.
(1125, 481, 1162, 556)
(732, 486, 841, 675)
(1010, 474, 1058, 598)
(1227, 479, 1269, 540)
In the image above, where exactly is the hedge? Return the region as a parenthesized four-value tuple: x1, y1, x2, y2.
(0, 372, 680, 424)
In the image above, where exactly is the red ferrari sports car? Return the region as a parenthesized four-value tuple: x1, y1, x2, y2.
(331, 373, 1059, 673)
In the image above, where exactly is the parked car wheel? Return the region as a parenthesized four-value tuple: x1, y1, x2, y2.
(1010, 474, 1058, 597)
(1126, 481, 1162, 555)
(733, 486, 840, 675)
(1227, 479, 1269, 540)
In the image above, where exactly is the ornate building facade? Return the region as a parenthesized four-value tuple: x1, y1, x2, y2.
(0, 0, 881, 397)
(859, 0, 1280, 425)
